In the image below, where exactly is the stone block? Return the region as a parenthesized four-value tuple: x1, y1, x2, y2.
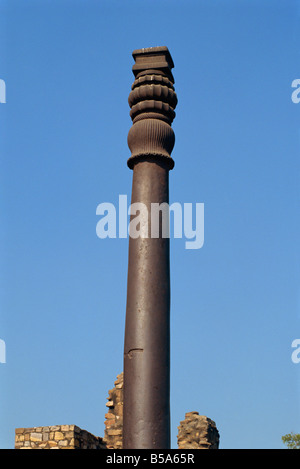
(177, 412, 220, 449)
(15, 425, 106, 450)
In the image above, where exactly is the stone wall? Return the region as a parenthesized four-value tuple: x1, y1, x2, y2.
(103, 372, 123, 449)
(177, 412, 220, 449)
(14, 373, 220, 449)
(15, 425, 106, 449)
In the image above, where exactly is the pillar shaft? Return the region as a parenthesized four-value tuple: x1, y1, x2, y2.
(123, 47, 177, 449)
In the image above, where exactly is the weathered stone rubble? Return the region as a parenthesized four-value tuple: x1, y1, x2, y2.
(103, 372, 123, 449)
(177, 412, 220, 449)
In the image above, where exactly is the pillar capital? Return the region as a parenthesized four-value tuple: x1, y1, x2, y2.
(127, 46, 177, 170)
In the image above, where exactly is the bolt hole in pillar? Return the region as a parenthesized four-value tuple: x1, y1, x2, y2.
(123, 47, 177, 449)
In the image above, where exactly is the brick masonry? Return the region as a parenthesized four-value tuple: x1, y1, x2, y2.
(15, 425, 106, 449)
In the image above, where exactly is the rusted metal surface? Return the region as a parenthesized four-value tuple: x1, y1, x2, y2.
(123, 47, 177, 449)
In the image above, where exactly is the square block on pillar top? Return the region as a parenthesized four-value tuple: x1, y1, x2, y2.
(132, 46, 174, 81)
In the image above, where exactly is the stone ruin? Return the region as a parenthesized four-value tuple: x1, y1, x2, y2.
(14, 425, 106, 450)
(104, 372, 124, 449)
(14, 372, 220, 449)
(103, 372, 220, 450)
(177, 412, 220, 449)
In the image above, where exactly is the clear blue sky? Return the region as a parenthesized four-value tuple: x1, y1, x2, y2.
(0, 0, 299, 449)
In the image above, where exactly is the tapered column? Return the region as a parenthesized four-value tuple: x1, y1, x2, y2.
(123, 47, 177, 449)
